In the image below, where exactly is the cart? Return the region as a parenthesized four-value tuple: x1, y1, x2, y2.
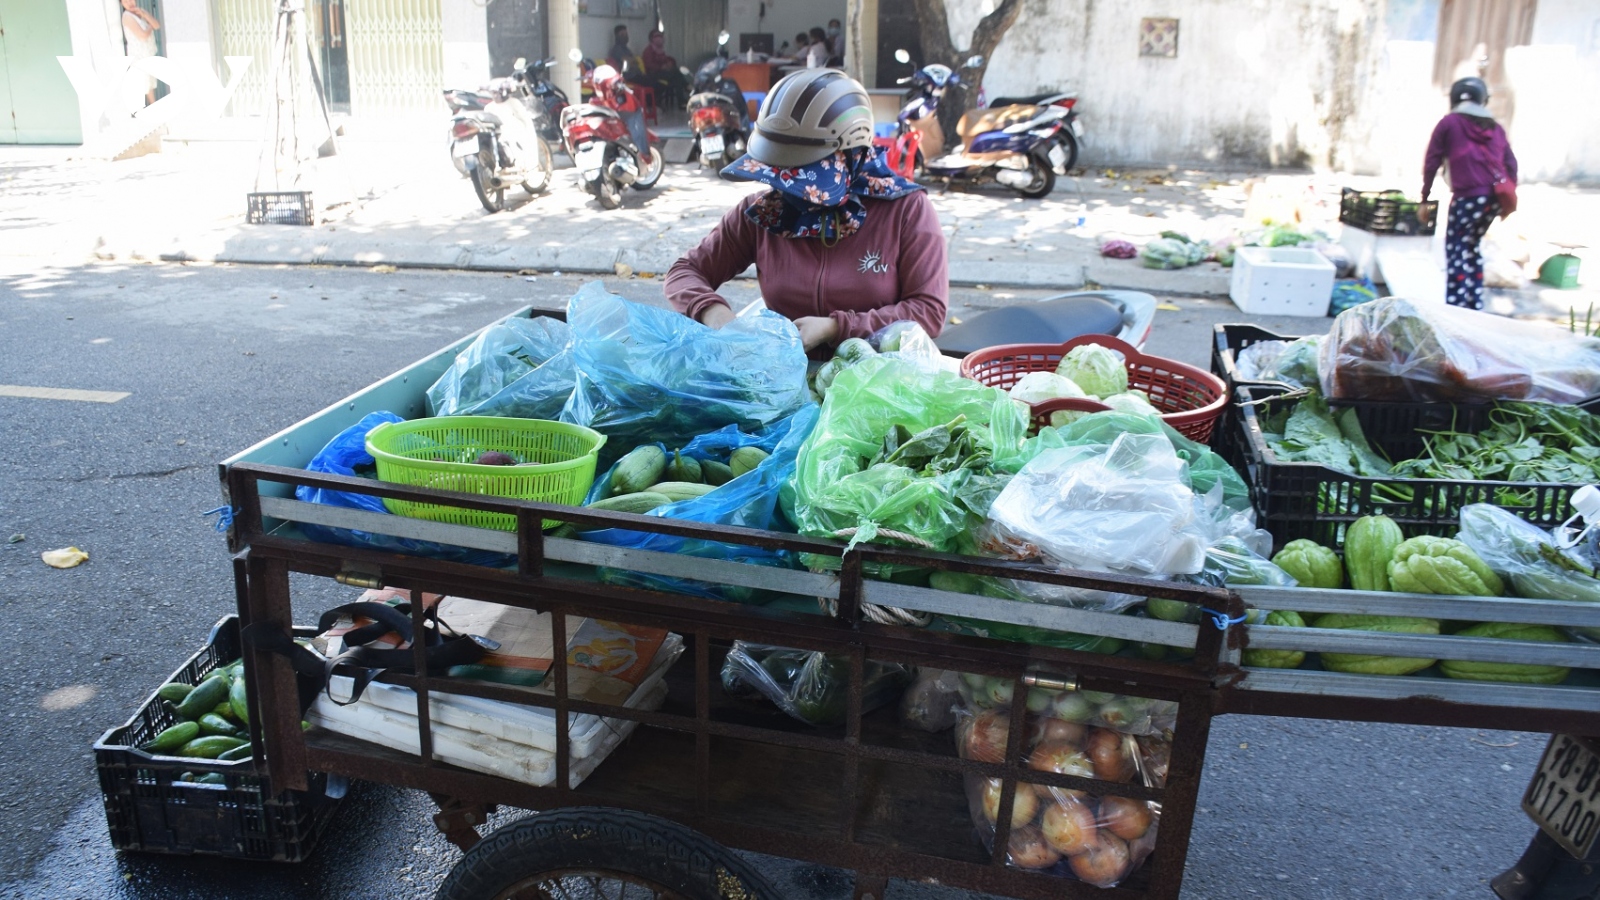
(216, 306, 1600, 899)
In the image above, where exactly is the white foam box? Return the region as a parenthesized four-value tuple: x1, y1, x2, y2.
(1229, 246, 1336, 317)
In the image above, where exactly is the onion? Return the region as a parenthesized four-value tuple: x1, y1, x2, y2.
(1006, 824, 1061, 870)
(980, 777, 1040, 829)
(1027, 740, 1094, 802)
(1035, 718, 1086, 747)
(1040, 798, 1099, 855)
(962, 709, 1011, 763)
(1098, 795, 1153, 840)
(1068, 833, 1131, 887)
(1086, 728, 1137, 783)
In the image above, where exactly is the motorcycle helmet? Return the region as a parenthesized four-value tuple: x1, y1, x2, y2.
(592, 64, 624, 98)
(1448, 77, 1491, 116)
(748, 68, 876, 168)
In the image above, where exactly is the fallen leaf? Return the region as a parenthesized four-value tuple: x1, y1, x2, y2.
(518, 269, 540, 276)
(42, 547, 89, 568)
(370, 264, 397, 274)
(7, 533, 22, 543)
(1157, 303, 1182, 312)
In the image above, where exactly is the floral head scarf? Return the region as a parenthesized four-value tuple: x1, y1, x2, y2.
(721, 146, 923, 242)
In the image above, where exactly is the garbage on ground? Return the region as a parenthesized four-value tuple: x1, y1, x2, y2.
(41, 547, 89, 568)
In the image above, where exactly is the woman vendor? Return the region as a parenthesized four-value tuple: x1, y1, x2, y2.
(665, 69, 948, 352)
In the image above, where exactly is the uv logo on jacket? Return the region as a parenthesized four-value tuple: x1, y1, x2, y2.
(858, 251, 890, 274)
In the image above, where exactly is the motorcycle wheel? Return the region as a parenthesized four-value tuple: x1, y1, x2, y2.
(631, 145, 665, 190)
(589, 174, 622, 210)
(1015, 153, 1056, 199)
(471, 153, 506, 213)
(521, 138, 554, 196)
(1055, 132, 1080, 175)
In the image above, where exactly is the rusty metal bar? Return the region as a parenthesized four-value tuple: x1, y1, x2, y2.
(694, 630, 711, 819)
(409, 588, 435, 769)
(1142, 689, 1217, 900)
(552, 609, 570, 794)
(242, 552, 310, 792)
(516, 508, 543, 580)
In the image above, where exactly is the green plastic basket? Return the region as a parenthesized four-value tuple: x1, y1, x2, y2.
(365, 416, 605, 531)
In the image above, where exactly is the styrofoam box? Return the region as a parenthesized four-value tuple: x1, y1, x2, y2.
(1229, 246, 1336, 317)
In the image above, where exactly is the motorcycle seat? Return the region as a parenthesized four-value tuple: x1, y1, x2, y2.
(955, 106, 1044, 142)
(990, 93, 1074, 108)
(469, 110, 503, 128)
(934, 293, 1127, 357)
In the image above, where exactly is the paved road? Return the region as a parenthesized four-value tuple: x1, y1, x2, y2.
(0, 262, 1543, 899)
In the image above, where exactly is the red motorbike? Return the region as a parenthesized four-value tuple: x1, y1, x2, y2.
(559, 60, 663, 210)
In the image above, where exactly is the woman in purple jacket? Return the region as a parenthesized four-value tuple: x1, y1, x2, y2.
(1421, 77, 1518, 310)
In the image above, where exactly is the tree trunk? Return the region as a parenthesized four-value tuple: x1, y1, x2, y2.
(907, 0, 1024, 140)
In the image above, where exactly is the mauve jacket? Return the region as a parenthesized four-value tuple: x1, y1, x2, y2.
(1422, 112, 1518, 200)
(665, 191, 949, 341)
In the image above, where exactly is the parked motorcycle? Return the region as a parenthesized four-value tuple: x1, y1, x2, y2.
(879, 50, 1064, 199)
(445, 56, 555, 213)
(560, 53, 663, 210)
(686, 32, 750, 170)
(934, 290, 1155, 357)
(987, 89, 1086, 175)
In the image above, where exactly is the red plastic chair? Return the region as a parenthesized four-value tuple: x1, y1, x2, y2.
(634, 85, 657, 125)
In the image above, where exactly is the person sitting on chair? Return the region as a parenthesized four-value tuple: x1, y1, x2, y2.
(640, 29, 688, 107)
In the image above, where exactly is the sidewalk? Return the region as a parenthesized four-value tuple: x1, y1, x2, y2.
(4, 133, 1597, 312)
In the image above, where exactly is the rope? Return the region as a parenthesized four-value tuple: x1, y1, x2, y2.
(201, 506, 238, 533)
(813, 527, 936, 626)
(1200, 607, 1249, 631)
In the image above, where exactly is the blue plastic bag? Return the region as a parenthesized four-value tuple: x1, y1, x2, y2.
(425, 316, 575, 419)
(294, 411, 514, 566)
(575, 405, 820, 603)
(559, 282, 810, 466)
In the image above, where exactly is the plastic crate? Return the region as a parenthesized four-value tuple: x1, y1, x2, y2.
(1232, 385, 1596, 549)
(1229, 246, 1336, 317)
(1338, 188, 1438, 236)
(1210, 323, 1312, 394)
(246, 191, 314, 226)
(960, 334, 1228, 442)
(94, 616, 341, 861)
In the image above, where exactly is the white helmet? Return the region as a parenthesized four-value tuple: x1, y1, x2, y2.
(749, 69, 876, 168)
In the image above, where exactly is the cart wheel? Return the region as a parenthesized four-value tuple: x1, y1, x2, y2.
(435, 807, 778, 900)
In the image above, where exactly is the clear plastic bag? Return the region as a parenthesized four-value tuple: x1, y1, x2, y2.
(899, 668, 963, 732)
(718, 642, 911, 727)
(425, 316, 574, 419)
(1320, 297, 1600, 403)
(955, 681, 1170, 887)
(558, 282, 811, 466)
(1457, 503, 1600, 641)
(574, 406, 819, 604)
(293, 412, 513, 566)
(1236, 336, 1320, 389)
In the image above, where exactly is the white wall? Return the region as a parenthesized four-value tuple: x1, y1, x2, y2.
(443, 0, 491, 88)
(726, 0, 846, 56)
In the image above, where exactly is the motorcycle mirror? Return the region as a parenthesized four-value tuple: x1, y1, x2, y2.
(894, 48, 911, 64)
(718, 30, 730, 45)
(513, 57, 527, 70)
(567, 48, 583, 62)
(965, 54, 984, 68)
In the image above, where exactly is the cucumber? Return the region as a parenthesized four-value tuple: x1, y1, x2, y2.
(701, 460, 734, 486)
(647, 481, 716, 503)
(175, 674, 231, 720)
(140, 721, 200, 754)
(156, 683, 194, 704)
(217, 743, 254, 762)
(610, 445, 668, 495)
(587, 492, 672, 514)
(177, 735, 247, 759)
(229, 677, 250, 727)
(212, 700, 237, 721)
(198, 713, 242, 737)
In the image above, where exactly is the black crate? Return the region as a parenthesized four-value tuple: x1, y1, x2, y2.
(1233, 386, 1593, 550)
(94, 616, 339, 861)
(1210, 323, 1312, 394)
(246, 191, 314, 226)
(1338, 188, 1438, 236)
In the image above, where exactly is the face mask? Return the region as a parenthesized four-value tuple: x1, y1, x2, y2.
(827, 27, 840, 37)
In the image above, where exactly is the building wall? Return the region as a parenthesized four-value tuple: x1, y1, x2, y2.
(726, 0, 847, 57)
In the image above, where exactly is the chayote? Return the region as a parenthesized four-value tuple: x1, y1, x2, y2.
(1242, 609, 1308, 669)
(1387, 536, 1503, 597)
(1272, 540, 1345, 589)
(1314, 613, 1440, 675)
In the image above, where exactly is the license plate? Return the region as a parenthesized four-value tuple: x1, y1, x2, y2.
(451, 138, 478, 159)
(700, 132, 724, 157)
(574, 143, 604, 175)
(1522, 734, 1600, 859)
(1048, 144, 1067, 167)
(1071, 120, 1085, 138)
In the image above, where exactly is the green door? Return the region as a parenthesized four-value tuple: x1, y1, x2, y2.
(0, 0, 83, 144)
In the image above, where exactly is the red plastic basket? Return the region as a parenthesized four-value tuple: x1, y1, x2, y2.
(960, 335, 1228, 442)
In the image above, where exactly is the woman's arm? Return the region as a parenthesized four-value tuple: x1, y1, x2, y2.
(666, 197, 761, 325)
(1420, 117, 1449, 201)
(1502, 129, 1519, 184)
(827, 192, 949, 340)
(124, 10, 155, 39)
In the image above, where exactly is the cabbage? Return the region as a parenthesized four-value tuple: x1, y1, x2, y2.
(1054, 345, 1128, 399)
(1008, 371, 1087, 405)
(1101, 391, 1159, 418)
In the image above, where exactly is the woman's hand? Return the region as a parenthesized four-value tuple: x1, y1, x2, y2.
(698, 303, 736, 329)
(794, 316, 840, 351)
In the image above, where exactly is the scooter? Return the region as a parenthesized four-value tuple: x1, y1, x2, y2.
(520, 57, 571, 151)
(881, 50, 1063, 199)
(445, 56, 555, 213)
(686, 32, 750, 170)
(987, 90, 1086, 175)
(934, 290, 1156, 357)
(561, 51, 663, 210)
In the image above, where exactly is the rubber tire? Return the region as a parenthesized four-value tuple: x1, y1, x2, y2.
(471, 151, 506, 213)
(591, 174, 622, 210)
(632, 145, 665, 190)
(1055, 131, 1079, 174)
(1015, 152, 1056, 199)
(520, 138, 554, 196)
(435, 807, 778, 900)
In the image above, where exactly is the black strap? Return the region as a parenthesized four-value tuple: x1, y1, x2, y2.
(242, 601, 493, 714)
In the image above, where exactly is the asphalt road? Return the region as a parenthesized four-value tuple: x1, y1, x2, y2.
(0, 262, 1545, 900)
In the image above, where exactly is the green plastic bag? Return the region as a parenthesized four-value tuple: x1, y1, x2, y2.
(782, 356, 1024, 555)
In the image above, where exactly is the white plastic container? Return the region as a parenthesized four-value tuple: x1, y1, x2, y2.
(1229, 246, 1337, 316)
